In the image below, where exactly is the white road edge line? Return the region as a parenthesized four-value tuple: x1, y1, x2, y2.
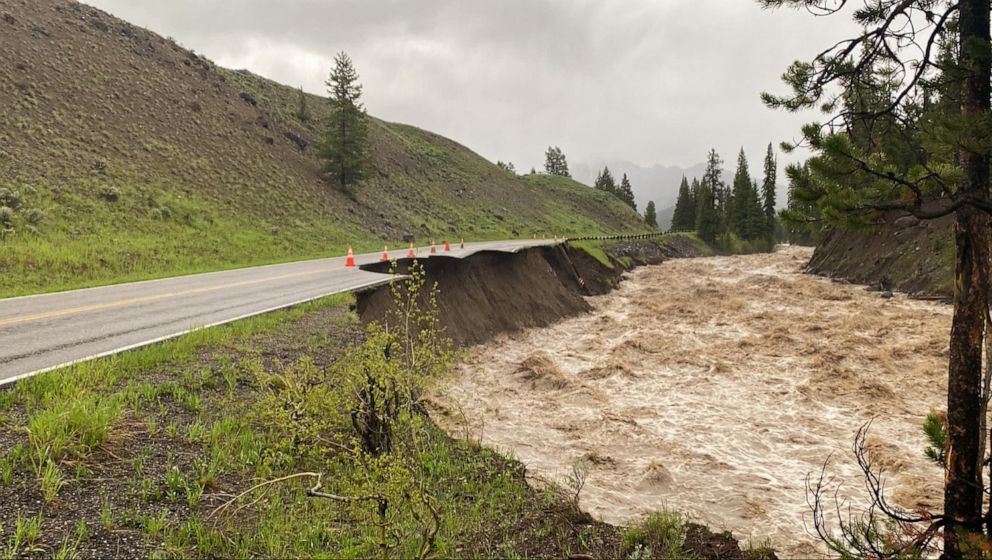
(0, 275, 401, 388)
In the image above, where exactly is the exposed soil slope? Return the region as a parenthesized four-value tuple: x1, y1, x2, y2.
(357, 237, 704, 347)
(806, 213, 954, 298)
(0, 0, 648, 296)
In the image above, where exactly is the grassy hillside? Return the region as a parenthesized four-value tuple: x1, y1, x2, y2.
(0, 0, 648, 297)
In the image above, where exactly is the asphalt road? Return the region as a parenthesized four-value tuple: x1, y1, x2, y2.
(0, 239, 560, 385)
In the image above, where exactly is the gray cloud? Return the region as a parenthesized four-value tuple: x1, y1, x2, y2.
(84, 0, 856, 179)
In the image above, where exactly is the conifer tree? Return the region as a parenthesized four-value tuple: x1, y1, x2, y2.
(761, 143, 777, 237)
(730, 148, 752, 236)
(544, 146, 570, 177)
(594, 166, 617, 194)
(496, 161, 516, 174)
(690, 177, 701, 211)
(618, 173, 637, 210)
(319, 52, 368, 191)
(671, 176, 695, 231)
(644, 200, 658, 228)
(296, 86, 309, 122)
(701, 149, 726, 236)
(694, 180, 719, 244)
(746, 179, 766, 240)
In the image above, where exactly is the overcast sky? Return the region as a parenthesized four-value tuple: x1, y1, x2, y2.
(85, 0, 856, 174)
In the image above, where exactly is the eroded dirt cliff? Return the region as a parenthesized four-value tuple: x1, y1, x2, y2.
(357, 238, 703, 346)
(807, 214, 955, 298)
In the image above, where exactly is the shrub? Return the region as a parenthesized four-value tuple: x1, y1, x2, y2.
(24, 208, 44, 225)
(0, 206, 13, 227)
(0, 188, 23, 210)
(150, 206, 173, 221)
(98, 186, 120, 202)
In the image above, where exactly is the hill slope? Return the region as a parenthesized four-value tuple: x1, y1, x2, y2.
(0, 0, 649, 297)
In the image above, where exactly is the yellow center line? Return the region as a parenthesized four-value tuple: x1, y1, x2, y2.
(0, 269, 327, 328)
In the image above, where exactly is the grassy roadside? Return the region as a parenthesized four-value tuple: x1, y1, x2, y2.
(0, 287, 666, 559)
(569, 233, 715, 269)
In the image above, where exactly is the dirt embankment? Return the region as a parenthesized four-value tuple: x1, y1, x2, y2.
(357, 239, 703, 346)
(807, 213, 954, 298)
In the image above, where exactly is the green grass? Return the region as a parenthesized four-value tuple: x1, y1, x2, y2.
(568, 233, 711, 269)
(568, 240, 615, 269)
(622, 510, 688, 559)
(3, 512, 43, 558)
(27, 393, 123, 461)
(0, 176, 366, 298)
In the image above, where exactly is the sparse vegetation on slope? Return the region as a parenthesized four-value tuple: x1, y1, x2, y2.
(0, 0, 648, 297)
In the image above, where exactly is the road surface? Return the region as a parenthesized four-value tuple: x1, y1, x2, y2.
(0, 239, 559, 386)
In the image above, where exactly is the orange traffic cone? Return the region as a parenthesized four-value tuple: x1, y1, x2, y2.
(345, 246, 356, 268)
(460, 238, 465, 249)
(444, 240, 451, 252)
(407, 241, 416, 258)
(381, 246, 389, 262)
(430, 241, 437, 255)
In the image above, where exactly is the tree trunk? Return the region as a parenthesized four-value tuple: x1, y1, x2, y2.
(944, 1, 991, 556)
(985, 311, 992, 538)
(945, 207, 991, 556)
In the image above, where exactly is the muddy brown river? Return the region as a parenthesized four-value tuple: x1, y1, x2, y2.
(434, 246, 950, 556)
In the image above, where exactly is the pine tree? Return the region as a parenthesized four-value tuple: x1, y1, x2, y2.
(544, 146, 570, 177)
(761, 143, 777, 238)
(618, 173, 637, 210)
(701, 149, 726, 236)
(594, 166, 617, 194)
(671, 176, 695, 231)
(296, 86, 309, 122)
(730, 148, 752, 236)
(746, 179, 766, 240)
(318, 52, 369, 191)
(695, 180, 719, 244)
(644, 200, 658, 228)
(496, 161, 516, 174)
(690, 177, 701, 211)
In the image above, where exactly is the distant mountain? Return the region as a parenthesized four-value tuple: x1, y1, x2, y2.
(572, 159, 790, 217)
(657, 205, 675, 231)
(571, 160, 708, 212)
